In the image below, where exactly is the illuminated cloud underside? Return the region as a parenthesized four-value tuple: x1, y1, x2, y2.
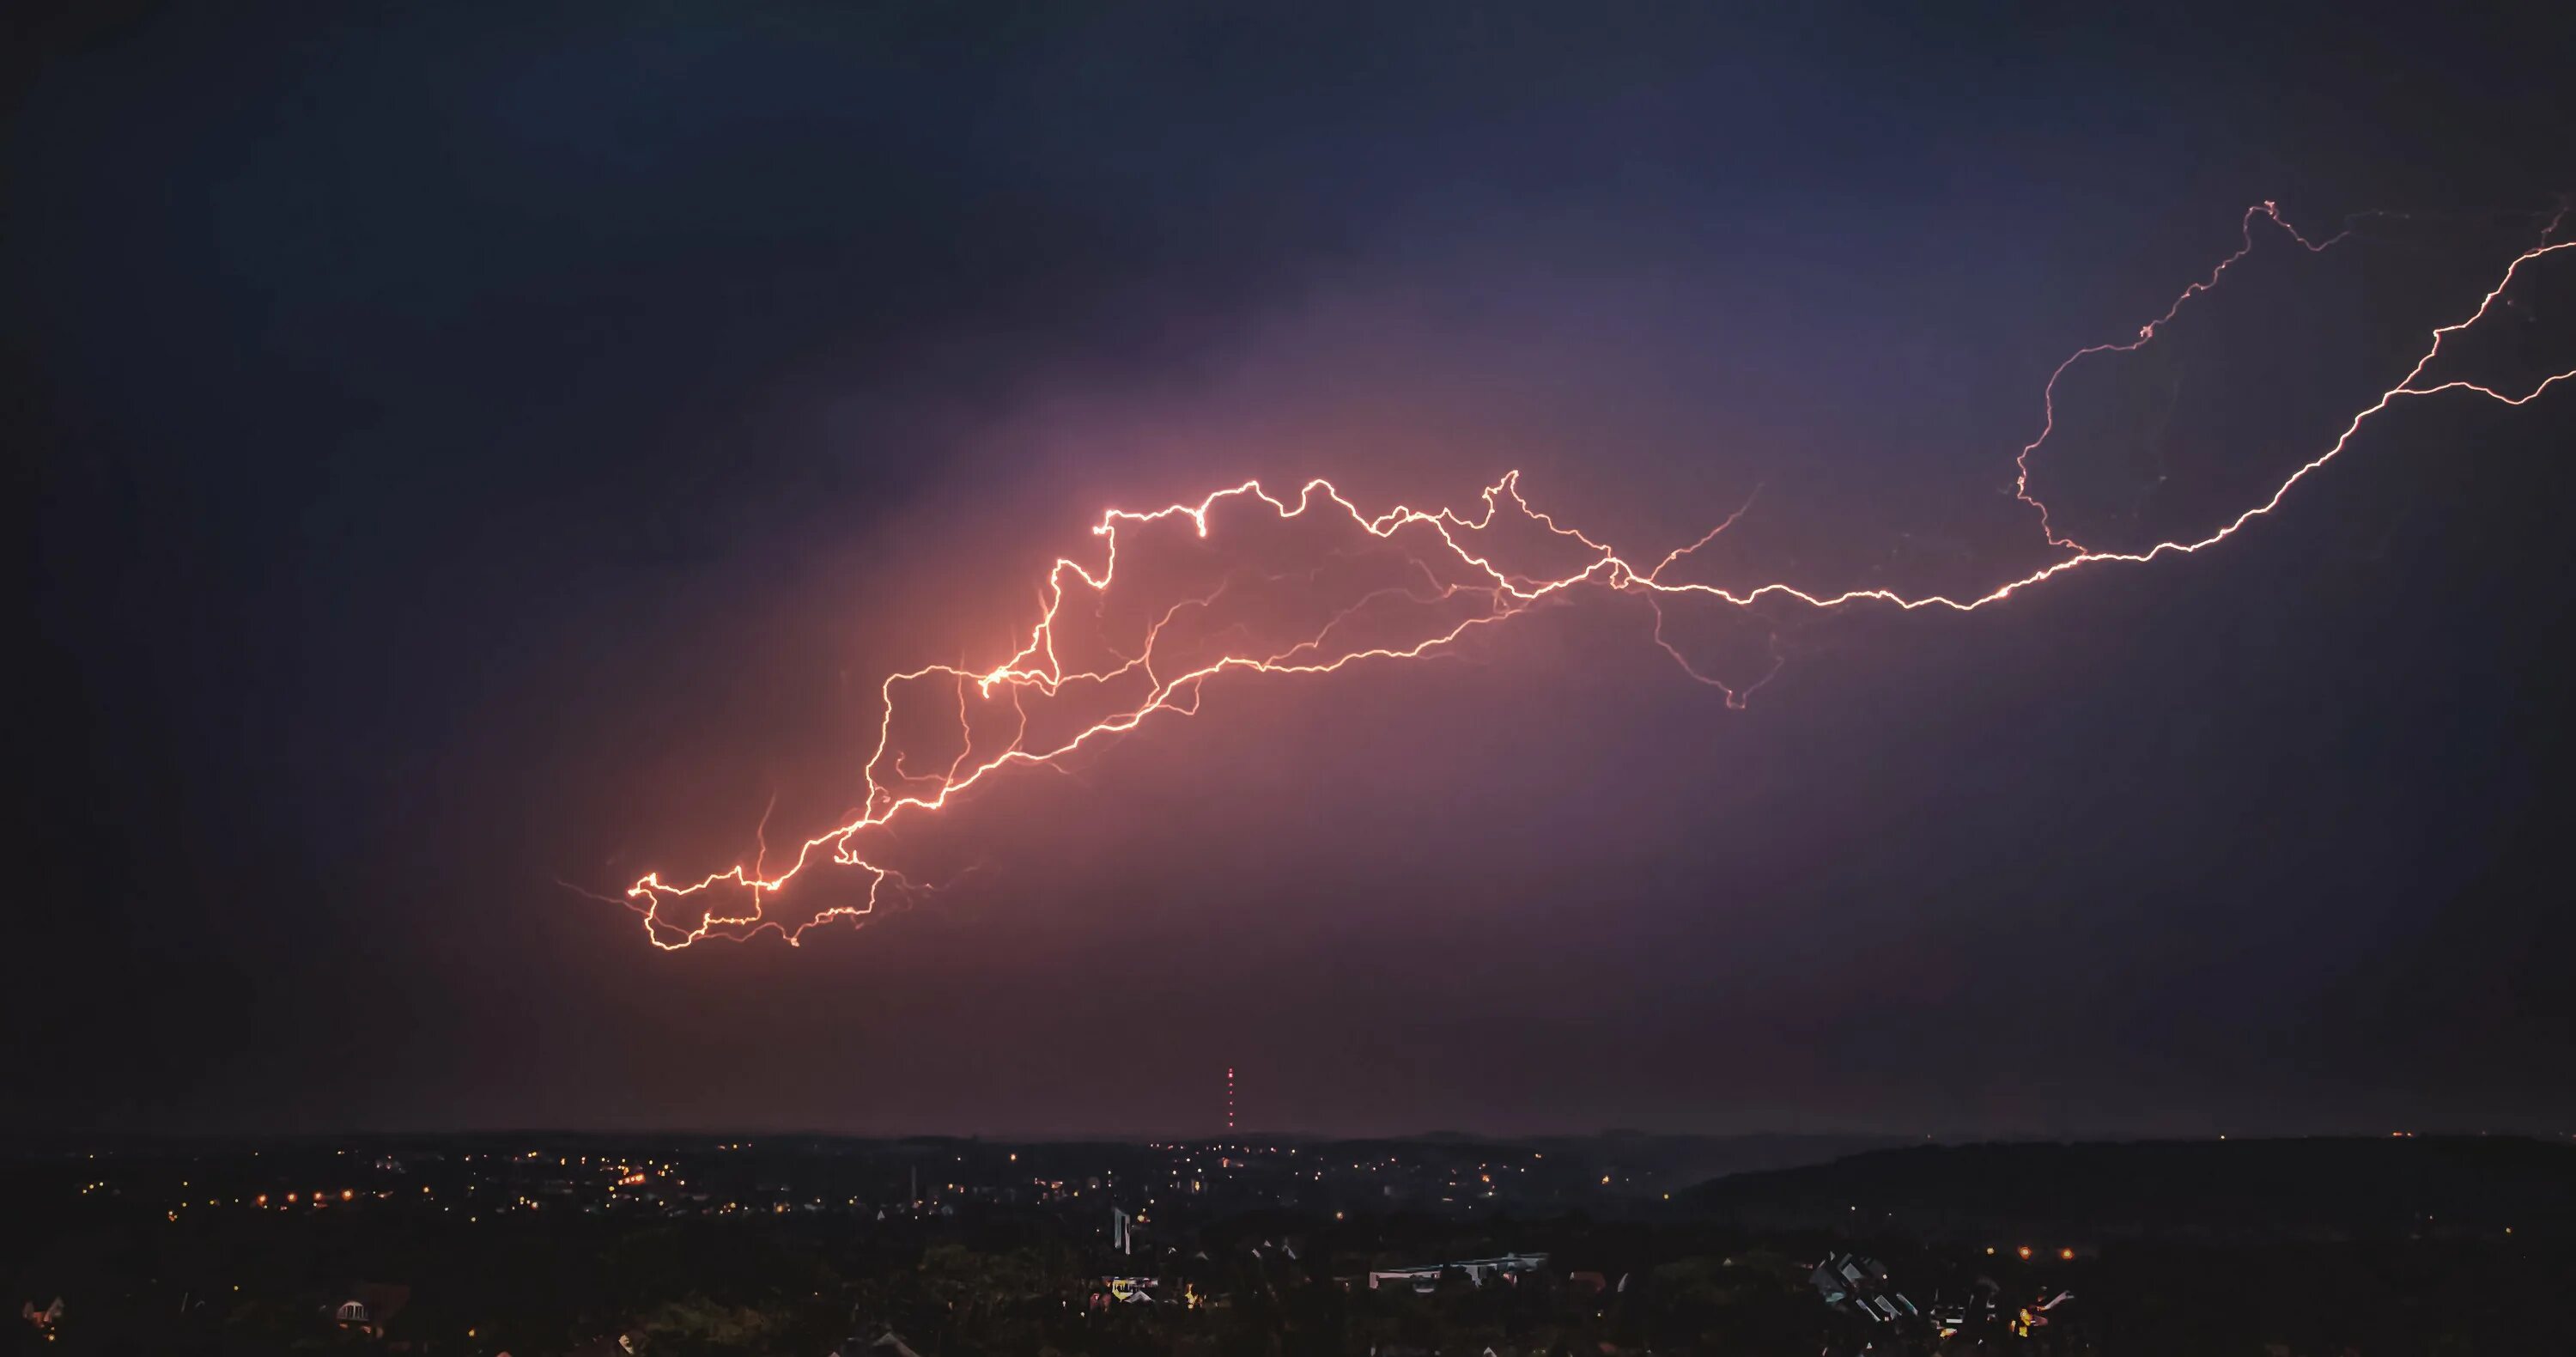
(620, 204, 2573, 949)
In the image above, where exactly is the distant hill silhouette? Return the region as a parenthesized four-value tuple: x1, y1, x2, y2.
(1683, 1136, 2576, 1242)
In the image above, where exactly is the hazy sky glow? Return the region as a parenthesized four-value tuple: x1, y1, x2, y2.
(14, 1, 2574, 1137)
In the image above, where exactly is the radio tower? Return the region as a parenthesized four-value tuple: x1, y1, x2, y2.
(1225, 1066, 1236, 1136)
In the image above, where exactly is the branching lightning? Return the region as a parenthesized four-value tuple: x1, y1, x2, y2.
(617, 204, 2573, 949)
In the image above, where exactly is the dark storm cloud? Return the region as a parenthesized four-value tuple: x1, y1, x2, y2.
(9, 1, 2573, 1135)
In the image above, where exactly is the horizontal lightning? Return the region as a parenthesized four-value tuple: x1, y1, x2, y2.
(618, 204, 2573, 948)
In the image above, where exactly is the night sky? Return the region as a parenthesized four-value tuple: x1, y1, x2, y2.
(13, 2, 2574, 1137)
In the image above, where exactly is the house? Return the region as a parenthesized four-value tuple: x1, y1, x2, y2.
(1366, 1252, 1549, 1293)
(21, 1298, 64, 1335)
(331, 1283, 411, 1337)
(1809, 1253, 1919, 1324)
(829, 1325, 924, 1357)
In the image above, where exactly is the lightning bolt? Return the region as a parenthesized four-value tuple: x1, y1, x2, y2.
(617, 204, 2573, 949)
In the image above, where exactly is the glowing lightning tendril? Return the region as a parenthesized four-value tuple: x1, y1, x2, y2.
(617, 203, 2573, 949)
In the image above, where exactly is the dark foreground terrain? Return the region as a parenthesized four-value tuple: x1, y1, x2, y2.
(4, 1133, 2568, 1356)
